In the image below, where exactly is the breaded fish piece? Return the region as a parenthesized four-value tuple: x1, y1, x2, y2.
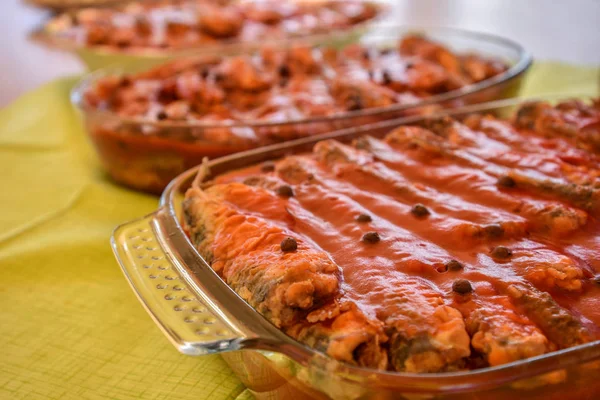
(506, 283, 591, 348)
(456, 290, 550, 367)
(184, 184, 340, 326)
(183, 183, 388, 367)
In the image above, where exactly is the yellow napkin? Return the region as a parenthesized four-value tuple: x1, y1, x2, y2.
(0, 62, 598, 400)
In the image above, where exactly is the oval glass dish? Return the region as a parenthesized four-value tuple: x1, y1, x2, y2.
(112, 96, 600, 400)
(73, 26, 532, 194)
(30, 0, 385, 71)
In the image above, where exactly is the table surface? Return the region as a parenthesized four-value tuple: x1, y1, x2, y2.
(1, 0, 599, 107)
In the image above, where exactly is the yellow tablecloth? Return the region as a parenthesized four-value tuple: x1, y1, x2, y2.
(1, 62, 598, 400)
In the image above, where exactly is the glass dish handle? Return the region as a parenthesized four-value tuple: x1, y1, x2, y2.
(111, 211, 244, 356)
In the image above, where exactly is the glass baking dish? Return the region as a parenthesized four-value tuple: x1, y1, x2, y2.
(72, 25, 532, 194)
(29, 0, 386, 71)
(112, 96, 600, 400)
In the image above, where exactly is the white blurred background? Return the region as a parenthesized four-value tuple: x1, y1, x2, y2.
(1, 0, 599, 106)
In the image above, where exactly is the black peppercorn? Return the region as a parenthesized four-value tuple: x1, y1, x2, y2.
(484, 224, 504, 239)
(157, 85, 177, 103)
(260, 161, 276, 172)
(497, 176, 516, 188)
(276, 185, 294, 198)
(452, 279, 473, 295)
(491, 246, 512, 259)
(156, 111, 168, 120)
(446, 260, 464, 272)
(278, 64, 291, 79)
(200, 68, 210, 79)
(382, 70, 392, 85)
(362, 231, 380, 244)
(280, 237, 298, 252)
(356, 213, 372, 223)
(411, 204, 430, 218)
(346, 94, 363, 111)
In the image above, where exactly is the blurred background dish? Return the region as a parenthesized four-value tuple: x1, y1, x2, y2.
(5, 0, 598, 108)
(30, 0, 385, 70)
(72, 26, 531, 193)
